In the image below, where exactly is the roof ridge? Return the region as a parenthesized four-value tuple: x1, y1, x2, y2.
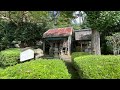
(53, 27, 73, 29)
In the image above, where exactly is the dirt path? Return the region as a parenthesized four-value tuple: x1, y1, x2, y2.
(42, 55, 80, 79)
(65, 62, 80, 79)
(60, 55, 80, 79)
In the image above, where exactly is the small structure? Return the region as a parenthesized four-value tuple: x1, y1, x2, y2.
(73, 29, 92, 53)
(43, 27, 73, 58)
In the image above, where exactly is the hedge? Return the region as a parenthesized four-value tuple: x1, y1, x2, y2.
(73, 55, 120, 79)
(0, 48, 20, 67)
(0, 68, 3, 72)
(71, 52, 90, 60)
(0, 59, 71, 79)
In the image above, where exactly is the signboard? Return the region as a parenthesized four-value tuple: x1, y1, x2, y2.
(20, 49, 34, 62)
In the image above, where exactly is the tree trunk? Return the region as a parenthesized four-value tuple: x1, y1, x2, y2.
(91, 30, 101, 55)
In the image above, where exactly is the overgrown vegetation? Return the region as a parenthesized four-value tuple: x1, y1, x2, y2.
(73, 55, 120, 79)
(0, 59, 71, 79)
(106, 32, 120, 55)
(0, 48, 20, 67)
(85, 11, 120, 55)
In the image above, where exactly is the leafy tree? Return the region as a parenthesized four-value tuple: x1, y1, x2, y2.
(85, 11, 120, 55)
(106, 33, 120, 55)
(48, 11, 74, 28)
(0, 11, 50, 49)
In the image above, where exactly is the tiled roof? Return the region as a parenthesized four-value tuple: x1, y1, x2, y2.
(43, 27, 73, 38)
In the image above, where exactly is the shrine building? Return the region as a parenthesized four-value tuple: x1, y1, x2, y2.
(42, 27, 92, 58)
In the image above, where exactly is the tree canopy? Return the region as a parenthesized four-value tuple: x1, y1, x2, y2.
(85, 11, 120, 31)
(0, 11, 75, 50)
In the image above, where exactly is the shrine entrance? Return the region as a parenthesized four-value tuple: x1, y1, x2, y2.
(43, 37, 69, 58)
(43, 27, 73, 58)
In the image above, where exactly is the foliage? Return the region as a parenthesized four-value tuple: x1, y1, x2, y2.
(80, 20, 89, 29)
(85, 11, 120, 31)
(14, 22, 48, 46)
(84, 11, 120, 55)
(0, 11, 76, 50)
(71, 52, 90, 60)
(0, 68, 3, 71)
(0, 59, 71, 79)
(106, 32, 120, 55)
(30, 11, 49, 23)
(55, 11, 73, 28)
(0, 11, 50, 49)
(72, 24, 81, 30)
(100, 31, 112, 55)
(0, 48, 20, 67)
(0, 21, 17, 50)
(73, 55, 120, 79)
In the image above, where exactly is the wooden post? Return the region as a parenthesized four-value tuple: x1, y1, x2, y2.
(54, 43, 59, 58)
(67, 37, 69, 55)
(68, 36, 71, 56)
(43, 39, 45, 55)
(49, 42, 53, 57)
(81, 42, 82, 52)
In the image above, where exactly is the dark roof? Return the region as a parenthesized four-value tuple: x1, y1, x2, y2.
(43, 27, 73, 38)
(75, 29, 92, 40)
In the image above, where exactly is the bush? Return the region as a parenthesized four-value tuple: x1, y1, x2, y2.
(71, 52, 90, 60)
(0, 48, 20, 67)
(0, 68, 3, 72)
(73, 55, 120, 79)
(0, 59, 71, 79)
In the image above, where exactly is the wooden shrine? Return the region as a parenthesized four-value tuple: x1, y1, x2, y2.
(43, 27, 73, 58)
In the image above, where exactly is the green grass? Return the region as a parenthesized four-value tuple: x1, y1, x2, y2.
(0, 59, 71, 79)
(0, 48, 20, 67)
(71, 52, 90, 60)
(0, 68, 3, 71)
(0, 48, 20, 55)
(73, 55, 120, 79)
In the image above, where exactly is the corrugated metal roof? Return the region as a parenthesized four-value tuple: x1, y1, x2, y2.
(43, 27, 73, 38)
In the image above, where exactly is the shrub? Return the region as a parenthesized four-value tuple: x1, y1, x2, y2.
(73, 55, 120, 79)
(0, 48, 20, 67)
(71, 52, 90, 60)
(0, 68, 3, 72)
(0, 59, 71, 79)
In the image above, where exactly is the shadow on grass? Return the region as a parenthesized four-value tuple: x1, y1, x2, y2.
(64, 61, 81, 79)
(36, 55, 80, 79)
(0, 64, 6, 69)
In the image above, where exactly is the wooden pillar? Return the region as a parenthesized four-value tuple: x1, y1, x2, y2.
(43, 39, 45, 55)
(54, 42, 59, 58)
(68, 36, 71, 56)
(60, 42, 63, 55)
(49, 42, 53, 57)
(80, 42, 82, 52)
